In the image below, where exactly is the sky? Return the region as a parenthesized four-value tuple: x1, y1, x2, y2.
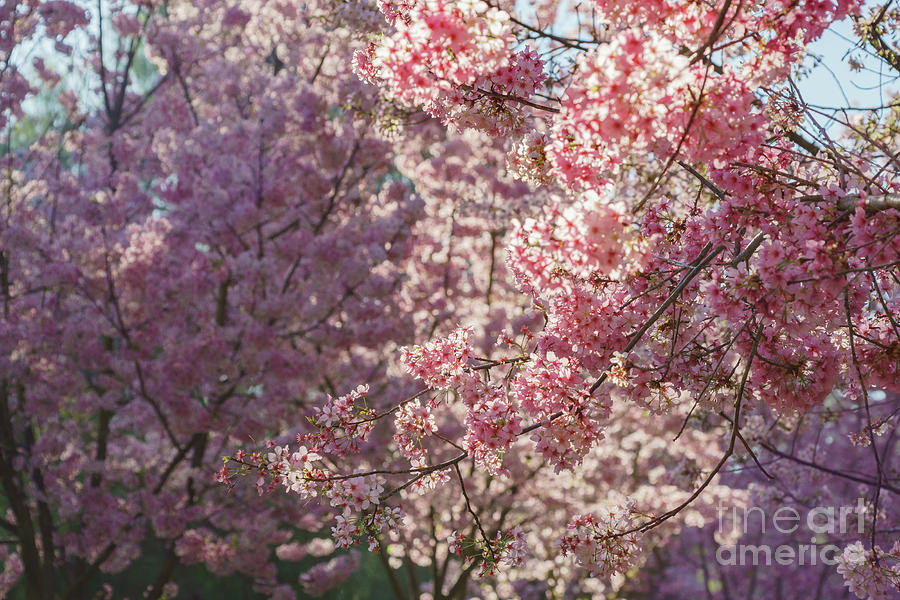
(798, 12, 899, 118)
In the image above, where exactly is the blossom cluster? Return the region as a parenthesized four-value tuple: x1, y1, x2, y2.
(447, 525, 530, 577)
(558, 501, 643, 578)
(401, 327, 473, 389)
(308, 385, 377, 455)
(220, 440, 405, 552)
(393, 398, 438, 461)
(403, 328, 524, 473)
(548, 30, 762, 191)
(836, 541, 900, 600)
(506, 130, 554, 185)
(355, 0, 546, 133)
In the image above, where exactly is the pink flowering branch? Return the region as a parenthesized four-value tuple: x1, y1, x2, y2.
(613, 319, 765, 537)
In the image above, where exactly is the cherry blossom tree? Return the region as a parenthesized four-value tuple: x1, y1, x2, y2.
(0, 0, 495, 596)
(2, 0, 900, 599)
(234, 0, 900, 597)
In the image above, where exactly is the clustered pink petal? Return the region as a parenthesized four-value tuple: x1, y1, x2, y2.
(558, 501, 642, 578)
(836, 542, 900, 600)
